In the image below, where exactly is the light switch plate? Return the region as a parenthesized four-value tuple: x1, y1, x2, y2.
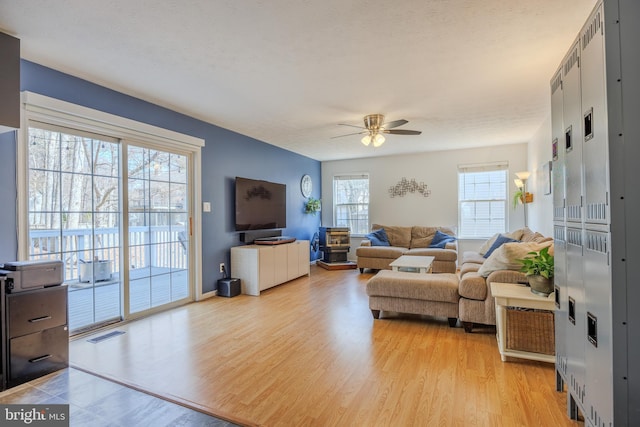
(203, 202, 211, 212)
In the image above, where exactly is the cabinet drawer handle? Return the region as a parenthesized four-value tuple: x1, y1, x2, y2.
(29, 354, 52, 363)
(28, 316, 52, 323)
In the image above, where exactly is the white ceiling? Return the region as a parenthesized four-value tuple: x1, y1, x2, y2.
(0, 0, 596, 161)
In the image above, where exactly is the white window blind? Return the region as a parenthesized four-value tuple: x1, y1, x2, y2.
(458, 162, 508, 239)
(333, 174, 369, 235)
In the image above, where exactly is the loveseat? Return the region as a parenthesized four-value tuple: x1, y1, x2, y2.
(458, 228, 553, 332)
(356, 224, 458, 274)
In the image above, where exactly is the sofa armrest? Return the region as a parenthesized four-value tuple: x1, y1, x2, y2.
(360, 239, 372, 247)
(459, 269, 528, 302)
(444, 240, 458, 251)
(486, 270, 528, 286)
(459, 272, 488, 300)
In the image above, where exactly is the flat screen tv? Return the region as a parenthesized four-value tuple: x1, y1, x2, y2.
(235, 177, 287, 231)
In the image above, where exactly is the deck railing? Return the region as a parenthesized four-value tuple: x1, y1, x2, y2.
(29, 226, 188, 283)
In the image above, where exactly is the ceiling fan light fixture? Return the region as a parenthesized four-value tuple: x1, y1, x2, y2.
(373, 133, 385, 147)
(334, 113, 419, 145)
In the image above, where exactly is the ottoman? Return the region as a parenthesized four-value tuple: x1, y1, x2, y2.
(365, 270, 460, 327)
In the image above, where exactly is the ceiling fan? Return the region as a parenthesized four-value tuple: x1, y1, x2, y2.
(333, 114, 422, 147)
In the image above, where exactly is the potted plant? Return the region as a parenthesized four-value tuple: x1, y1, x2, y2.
(304, 197, 321, 215)
(512, 189, 533, 208)
(517, 246, 554, 296)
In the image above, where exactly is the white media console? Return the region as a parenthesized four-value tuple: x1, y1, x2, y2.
(231, 240, 310, 296)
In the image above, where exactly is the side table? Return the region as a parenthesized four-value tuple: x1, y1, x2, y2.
(490, 282, 556, 363)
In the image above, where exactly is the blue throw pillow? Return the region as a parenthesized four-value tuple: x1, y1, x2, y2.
(366, 228, 390, 246)
(428, 230, 457, 248)
(483, 234, 519, 258)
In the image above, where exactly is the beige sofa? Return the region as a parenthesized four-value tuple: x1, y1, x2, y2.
(458, 228, 553, 332)
(356, 224, 458, 274)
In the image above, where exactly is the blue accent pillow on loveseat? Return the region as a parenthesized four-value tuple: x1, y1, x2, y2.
(428, 230, 457, 248)
(366, 228, 390, 246)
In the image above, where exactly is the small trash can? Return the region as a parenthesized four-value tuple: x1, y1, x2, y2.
(217, 278, 240, 297)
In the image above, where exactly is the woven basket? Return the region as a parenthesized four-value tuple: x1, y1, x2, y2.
(506, 307, 555, 355)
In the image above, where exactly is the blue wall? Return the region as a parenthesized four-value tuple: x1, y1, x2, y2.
(0, 60, 321, 293)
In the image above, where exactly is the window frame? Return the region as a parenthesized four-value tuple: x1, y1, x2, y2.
(457, 162, 509, 239)
(332, 173, 370, 236)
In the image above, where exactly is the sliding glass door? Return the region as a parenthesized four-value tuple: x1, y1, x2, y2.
(127, 146, 190, 315)
(27, 124, 192, 333)
(28, 124, 122, 332)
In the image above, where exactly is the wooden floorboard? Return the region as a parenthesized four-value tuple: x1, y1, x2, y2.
(70, 265, 583, 427)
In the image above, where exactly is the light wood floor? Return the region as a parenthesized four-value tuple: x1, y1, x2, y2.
(70, 265, 583, 427)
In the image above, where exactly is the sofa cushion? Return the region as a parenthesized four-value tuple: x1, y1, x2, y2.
(460, 251, 486, 265)
(366, 228, 390, 246)
(458, 272, 488, 301)
(356, 245, 407, 259)
(410, 226, 456, 248)
(478, 229, 527, 256)
(428, 230, 457, 248)
(520, 228, 553, 243)
(372, 224, 412, 248)
(483, 234, 520, 258)
(477, 240, 554, 277)
(404, 248, 458, 262)
(459, 262, 481, 276)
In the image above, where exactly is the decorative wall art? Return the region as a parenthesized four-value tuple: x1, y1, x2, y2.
(388, 177, 431, 198)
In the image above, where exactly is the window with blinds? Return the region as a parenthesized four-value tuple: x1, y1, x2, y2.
(458, 163, 508, 239)
(333, 174, 369, 235)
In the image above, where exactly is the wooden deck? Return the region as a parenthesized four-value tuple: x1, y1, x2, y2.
(68, 267, 189, 332)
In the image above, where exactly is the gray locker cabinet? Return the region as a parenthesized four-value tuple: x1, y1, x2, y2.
(583, 230, 613, 427)
(552, 0, 639, 424)
(553, 224, 568, 387)
(551, 68, 566, 223)
(565, 226, 586, 410)
(580, 6, 610, 227)
(562, 42, 584, 225)
(606, 0, 639, 421)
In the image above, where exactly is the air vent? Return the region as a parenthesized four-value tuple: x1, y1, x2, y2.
(567, 228, 583, 246)
(582, 10, 602, 50)
(586, 231, 607, 253)
(554, 206, 565, 221)
(567, 204, 582, 221)
(587, 202, 607, 222)
(554, 225, 566, 242)
(87, 330, 125, 343)
(551, 71, 562, 94)
(563, 47, 579, 75)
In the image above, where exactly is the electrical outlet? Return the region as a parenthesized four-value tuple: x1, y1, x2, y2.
(219, 263, 225, 273)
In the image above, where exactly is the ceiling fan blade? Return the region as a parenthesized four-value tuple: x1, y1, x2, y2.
(331, 131, 367, 139)
(383, 119, 408, 129)
(337, 123, 366, 130)
(383, 129, 422, 135)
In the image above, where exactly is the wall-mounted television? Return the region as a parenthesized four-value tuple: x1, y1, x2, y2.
(235, 177, 287, 231)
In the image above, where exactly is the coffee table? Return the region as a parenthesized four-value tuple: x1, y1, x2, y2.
(389, 255, 435, 274)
